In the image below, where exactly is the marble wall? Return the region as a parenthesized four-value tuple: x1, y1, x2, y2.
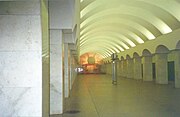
(0, 1, 48, 116)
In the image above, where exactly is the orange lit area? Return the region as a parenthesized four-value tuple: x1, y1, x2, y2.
(79, 53, 103, 74)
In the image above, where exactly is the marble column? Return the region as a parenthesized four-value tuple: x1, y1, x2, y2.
(70, 57, 77, 87)
(69, 54, 73, 90)
(155, 53, 168, 84)
(117, 61, 121, 77)
(126, 59, 133, 78)
(0, 1, 50, 117)
(50, 30, 64, 114)
(123, 60, 127, 77)
(64, 43, 70, 98)
(174, 50, 180, 88)
(133, 57, 142, 80)
(69, 55, 77, 90)
(142, 56, 153, 81)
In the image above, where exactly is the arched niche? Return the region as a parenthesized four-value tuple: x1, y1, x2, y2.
(142, 49, 151, 56)
(126, 54, 131, 60)
(155, 45, 169, 54)
(133, 52, 140, 58)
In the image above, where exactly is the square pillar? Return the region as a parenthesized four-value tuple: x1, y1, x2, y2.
(133, 57, 142, 80)
(174, 50, 180, 88)
(0, 1, 50, 116)
(50, 30, 64, 114)
(155, 53, 168, 84)
(123, 60, 127, 77)
(64, 43, 70, 98)
(142, 56, 153, 81)
(117, 61, 120, 77)
(127, 59, 133, 78)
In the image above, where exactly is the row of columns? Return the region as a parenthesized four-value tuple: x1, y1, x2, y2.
(0, 1, 78, 116)
(106, 50, 180, 88)
(50, 29, 78, 115)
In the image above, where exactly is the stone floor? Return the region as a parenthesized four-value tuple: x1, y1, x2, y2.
(51, 74, 180, 117)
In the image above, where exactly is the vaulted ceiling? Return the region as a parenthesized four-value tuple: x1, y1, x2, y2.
(79, 0, 180, 58)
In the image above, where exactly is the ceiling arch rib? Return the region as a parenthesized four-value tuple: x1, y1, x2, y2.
(81, 13, 162, 37)
(81, 42, 118, 54)
(81, 17, 156, 40)
(81, 7, 172, 35)
(80, 39, 125, 51)
(81, 0, 180, 32)
(81, 51, 109, 59)
(80, 31, 135, 48)
(80, 39, 124, 52)
(79, 0, 180, 58)
(80, 22, 147, 43)
(80, 26, 138, 46)
(140, 0, 180, 22)
(80, 46, 114, 57)
(80, 36, 127, 51)
(81, 48, 112, 58)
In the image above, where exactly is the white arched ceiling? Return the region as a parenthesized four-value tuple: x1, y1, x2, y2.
(79, 0, 180, 58)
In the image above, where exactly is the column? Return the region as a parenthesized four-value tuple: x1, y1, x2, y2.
(117, 61, 121, 77)
(0, 1, 49, 117)
(123, 60, 127, 77)
(155, 53, 168, 84)
(70, 57, 77, 87)
(142, 56, 153, 81)
(174, 50, 180, 88)
(126, 59, 133, 78)
(64, 43, 70, 98)
(119, 61, 123, 77)
(133, 57, 142, 80)
(50, 30, 64, 114)
(69, 54, 73, 90)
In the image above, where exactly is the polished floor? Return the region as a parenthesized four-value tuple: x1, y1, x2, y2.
(51, 74, 180, 117)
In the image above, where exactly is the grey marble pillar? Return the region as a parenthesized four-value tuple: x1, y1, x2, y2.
(174, 50, 180, 88)
(155, 53, 168, 84)
(50, 30, 64, 114)
(142, 56, 153, 81)
(0, 1, 50, 117)
(64, 43, 70, 98)
(123, 60, 127, 78)
(126, 59, 133, 78)
(133, 57, 142, 80)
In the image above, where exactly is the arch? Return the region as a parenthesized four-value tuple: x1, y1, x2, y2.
(126, 54, 131, 60)
(133, 52, 140, 58)
(142, 49, 152, 56)
(155, 45, 169, 54)
(176, 40, 180, 49)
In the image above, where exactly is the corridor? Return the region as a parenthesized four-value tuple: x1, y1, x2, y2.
(51, 74, 180, 117)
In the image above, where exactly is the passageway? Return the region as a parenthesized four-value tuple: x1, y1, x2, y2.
(1, 1, 180, 116)
(51, 74, 180, 117)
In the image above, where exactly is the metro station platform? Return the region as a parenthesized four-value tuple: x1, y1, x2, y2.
(51, 74, 180, 117)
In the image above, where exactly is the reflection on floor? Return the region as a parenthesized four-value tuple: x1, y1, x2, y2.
(51, 74, 180, 117)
